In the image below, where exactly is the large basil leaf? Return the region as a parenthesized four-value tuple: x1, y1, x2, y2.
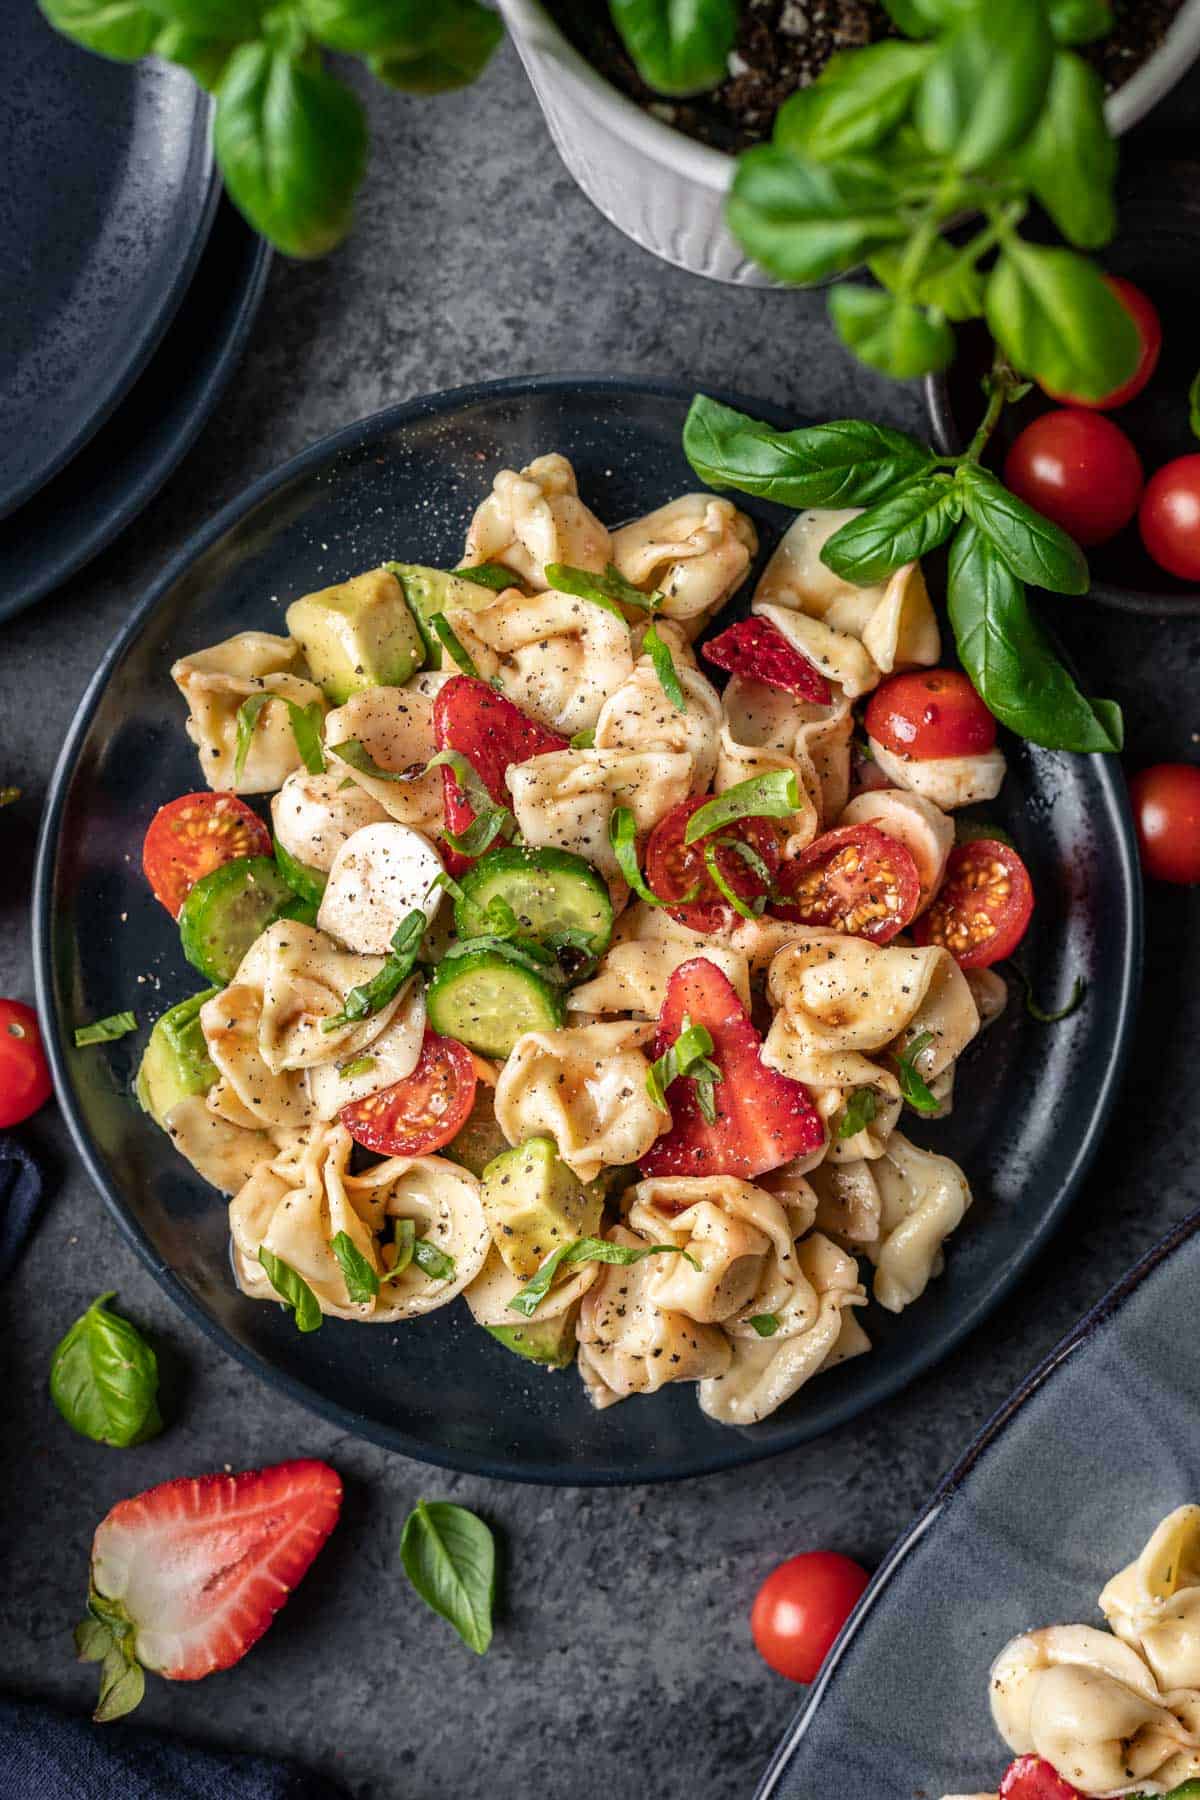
(608, 0, 738, 97)
(154, 23, 237, 89)
(1049, 0, 1112, 43)
(869, 238, 984, 323)
(400, 1501, 495, 1654)
(38, 0, 158, 59)
(948, 521, 1123, 753)
(369, 1, 503, 92)
(214, 44, 368, 258)
(915, 0, 1054, 172)
(828, 285, 955, 380)
(773, 42, 932, 162)
(300, 0, 430, 52)
(683, 395, 933, 508)
(1017, 53, 1116, 250)
(726, 148, 908, 285)
(958, 465, 1089, 595)
(985, 240, 1139, 402)
(151, 0, 254, 32)
(49, 1293, 163, 1447)
(820, 476, 962, 583)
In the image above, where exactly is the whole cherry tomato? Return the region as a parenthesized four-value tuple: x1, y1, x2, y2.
(865, 669, 997, 760)
(1003, 409, 1144, 548)
(0, 1000, 53, 1127)
(1139, 455, 1200, 583)
(1041, 276, 1161, 411)
(751, 1550, 871, 1683)
(1129, 763, 1200, 885)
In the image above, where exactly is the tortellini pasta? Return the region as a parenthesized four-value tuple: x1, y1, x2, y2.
(171, 630, 326, 794)
(576, 1225, 732, 1409)
(321, 684, 444, 832)
(462, 452, 610, 589)
(493, 1020, 664, 1181)
(868, 735, 1007, 811)
(446, 583, 634, 736)
(506, 747, 693, 879)
(864, 1132, 972, 1312)
(566, 935, 752, 1018)
(271, 768, 390, 871)
(163, 1097, 294, 1195)
(594, 654, 723, 791)
(1100, 1506, 1200, 1692)
(611, 495, 757, 634)
(721, 672, 852, 830)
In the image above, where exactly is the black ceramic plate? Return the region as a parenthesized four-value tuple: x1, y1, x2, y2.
(0, 10, 217, 520)
(34, 377, 1141, 1485)
(756, 1206, 1200, 1798)
(0, 198, 270, 621)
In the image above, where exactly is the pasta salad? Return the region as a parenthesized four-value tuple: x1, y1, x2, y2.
(133, 450, 1031, 1429)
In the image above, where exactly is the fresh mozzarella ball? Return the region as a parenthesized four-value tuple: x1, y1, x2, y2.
(271, 769, 388, 873)
(317, 822, 444, 954)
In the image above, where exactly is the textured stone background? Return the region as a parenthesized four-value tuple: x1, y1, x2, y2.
(2, 41, 1199, 1800)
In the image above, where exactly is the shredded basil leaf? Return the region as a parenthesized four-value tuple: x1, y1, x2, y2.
(425, 748, 515, 857)
(1012, 967, 1086, 1024)
(322, 909, 426, 1031)
(509, 1236, 701, 1319)
(429, 612, 481, 679)
(570, 727, 596, 749)
(643, 620, 686, 713)
(748, 1313, 781, 1338)
(441, 934, 564, 983)
(234, 693, 325, 780)
(544, 560, 663, 615)
(837, 1089, 878, 1139)
(719, 835, 775, 888)
(684, 770, 801, 844)
(895, 1030, 941, 1115)
(454, 561, 519, 591)
(330, 738, 419, 782)
(257, 1247, 322, 1332)
(703, 840, 765, 921)
(74, 1011, 137, 1047)
(412, 1238, 456, 1282)
(646, 1016, 723, 1126)
(383, 1218, 417, 1278)
(330, 1231, 379, 1303)
(608, 805, 663, 907)
(338, 1055, 375, 1080)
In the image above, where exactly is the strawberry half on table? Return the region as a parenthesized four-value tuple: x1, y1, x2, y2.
(75, 1459, 342, 1721)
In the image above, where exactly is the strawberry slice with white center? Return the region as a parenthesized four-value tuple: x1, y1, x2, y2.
(77, 1459, 342, 1720)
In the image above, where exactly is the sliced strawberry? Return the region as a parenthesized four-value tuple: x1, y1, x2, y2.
(433, 675, 568, 870)
(998, 1756, 1082, 1800)
(641, 958, 824, 1180)
(702, 616, 832, 705)
(79, 1459, 342, 1719)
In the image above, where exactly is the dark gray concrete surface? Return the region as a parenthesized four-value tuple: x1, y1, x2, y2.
(2, 42, 1199, 1800)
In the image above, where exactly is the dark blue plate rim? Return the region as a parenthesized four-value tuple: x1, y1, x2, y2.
(32, 374, 1144, 1484)
(754, 1201, 1200, 1796)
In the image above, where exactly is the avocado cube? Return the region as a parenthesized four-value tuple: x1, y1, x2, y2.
(484, 1308, 580, 1369)
(480, 1137, 604, 1281)
(135, 989, 219, 1129)
(386, 563, 500, 670)
(286, 568, 424, 704)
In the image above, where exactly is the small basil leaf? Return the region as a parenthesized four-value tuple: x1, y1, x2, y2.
(608, 806, 663, 907)
(49, 1293, 163, 1448)
(386, 1217, 416, 1277)
(1017, 53, 1116, 251)
(74, 1011, 137, 1047)
(258, 1247, 323, 1331)
(748, 1313, 781, 1338)
(702, 840, 763, 921)
(544, 561, 658, 615)
(837, 1089, 878, 1140)
(915, 0, 1054, 172)
(895, 1030, 941, 1115)
(683, 395, 933, 509)
(820, 476, 961, 583)
(454, 561, 519, 591)
(235, 692, 325, 780)
(608, 0, 738, 97)
(429, 612, 480, 679)
(369, 0, 502, 93)
(330, 1230, 380, 1303)
(958, 464, 1089, 596)
(400, 1500, 495, 1654)
(338, 1055, 375, 1080)
(773, 42, 932, 162)
(331, 737, 419, 782)
(509, 1237, 701, 1319)
(570, 728, 596, 749)
(412, 1238, 456, 1281)
(323, 908, 426, 1030)
(869, 239, 984, 324)
(646, 1018, 720, 1112)
(985, 240, 1140, 404)
(38, 0, 158, 59)
(1048, 0, 1112, 44)
(684, 770, 801, 842)
(1011, 967, 1086, 1023)
(828, 285, 955, 381)
(643, 621, 686, 713)
(726, 147, 909, 286)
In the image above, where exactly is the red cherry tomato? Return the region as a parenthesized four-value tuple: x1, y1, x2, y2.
(640, 958, 824, 1181)
(340, 1031, 477, 1157)
(644, 797, 781, 934)
(701, 616, 832, 705)
(1139, 454, 1200, 583)
(0, 999, 53, 1127)
(1129, 762, 1200, 884)
(1041, 276, 1161, 412)
(142, 792, 272, 918)
(1003, 409, 1144, 548)
(432, 676, 568, 874)
(772, 824, 921, 944)
(865, 669, 997, 761)
(751, 1550, 871, 1684)
(998, 1755, 1082, 1800)
(913, 839, 1034, 968)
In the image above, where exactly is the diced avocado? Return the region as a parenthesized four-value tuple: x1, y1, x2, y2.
(444, 1086, 511, 1178)
(484, 1308, 580, 1369)
(386, 563, 499, 670)
(480, 1137, 604, 1281)
(135, 989, 219, 1128)
(286, 568, 424, 704)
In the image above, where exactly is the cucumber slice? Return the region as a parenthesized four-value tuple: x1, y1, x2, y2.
(178, 856, 316, 985)
(273, 837, 327, 907)
(454, 847, 612, 956)
(426, 948, 564, 1059)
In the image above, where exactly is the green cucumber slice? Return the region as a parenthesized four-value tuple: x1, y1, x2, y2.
(454, 847, 612, 956)
(425, 949, 564, 1059)
(178, 856, 316, 985)
(273, 837, 327, 907)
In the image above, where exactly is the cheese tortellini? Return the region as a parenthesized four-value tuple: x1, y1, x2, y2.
(446, 584, 634, 736)
(506, 747, 693, 879)
(462, 452, 611, 589)
(493, 1020, 665, 1181)
(172, 631, 327, 794)
(611, 494, 757, 635)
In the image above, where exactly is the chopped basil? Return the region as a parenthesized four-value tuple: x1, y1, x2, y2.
(544, 560, 662, 615)
(429, 612, 480, 679)
(703, 840, 765, 921)
(719, 835, 775, 888)
(509, 1236, 701, 1319)
(608, 805, 663, 907)
(837, 1089, 878, 1139)
(234, 693, 325, 780)
(400, 1500, 496, 1656)
(384, 1218, 416, 1278)
(321, 908, 426, 1032)
(425, 749, 515, 858)
(643, 620, 685, 713)
(330, 737, 418, 782)
(74, 1011, 137, 1047)
(338, 1055, 376, 1080)
(412, 1238, 456, 1282)
(1013, 967, 1086, 1024)
(441, 934, 564, 983)
(569, 728, 596, 749)
(454, 561, 519, 591)
(748, 1313, 781, 1338)
(257, 1247, 322, 1332)
(895, 1030, 941, 1116)
(646, 1015, 723, 1126)
(330, 1230, 379, 1303)
(684, 770, 801, 844)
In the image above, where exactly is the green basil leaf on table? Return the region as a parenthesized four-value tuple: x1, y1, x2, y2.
(401, 1499, 496, 1653)
(820, 476, 962, 583)
(837, 1089, 878, 1140)
(726, 149, 909, 286)
(234, 692, 326, 780)
(509, 1237, 702, 1320)
(258, 1247, 323, 1331)
(684, 396, 934, 509)
(38, 0, 159, 59)
(828, 285, 955, 381)
(214, 44, 367, 259)
(643, 621, 686, 713)
(74, 1011, 137, 1047)
(915, 0, 1054, 172)
(947, 520, 1123, 753)
(369, 0, 503, 93)
(1047, 0, 1112, 45)
(958, 464, 1089, 596)
(1016, 53, 1116, 251)
(985, 239, 1140, 404)
(869, 239, 984, 325)
(330, 1230, 380, 1303)
(50, 1293, 163, 1447)
(684, 769, 801, 842)
(773, 41, 933, 162)
(607, 0, 738, 97)
(895, 1030, 941, 1116)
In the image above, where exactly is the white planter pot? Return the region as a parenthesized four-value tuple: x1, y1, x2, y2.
(498, 0, 1200, 288)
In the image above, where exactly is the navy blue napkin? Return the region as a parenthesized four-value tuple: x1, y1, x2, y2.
(0, 1696, 345, 1799)
(0, 1133, 45, 1281)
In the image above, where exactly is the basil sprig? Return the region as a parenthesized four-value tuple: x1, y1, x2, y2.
(684, 770, 801, 844)
(895, 1030, 941, 1116)
(509, 1237, 701, 1319)
(608, 806, 664, 907)
(74, 1012, 137, 1048)
(322, 909, 426, 1032)
(837, 1089, 878, 1140)
(234, 693, 325, 780)
(400, 1500, 496, 1656)
(49, 1293, 163, 1448)
(643, 620, 686, 713)
(258, 1248, 322, 1331)
(545, 561, 662, 616)
(646, 1015, 723, 1121)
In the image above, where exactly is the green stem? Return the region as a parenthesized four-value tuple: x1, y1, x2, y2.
(895, 208, 943, 299)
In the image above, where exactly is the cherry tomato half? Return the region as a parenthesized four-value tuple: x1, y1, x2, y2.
(914, 838, 1034, 968)
(143, 792, 271, 918)
(1139, 454, 1200, 584)
(1003, 409, 1144, 549)
(1129, 762, 1200, 884)
(644, 797, 781, 934)
(772, 824, 920, 944)
(865, 669, 997, 761)
(751, 1550, 871, 1684)
(0, 999, 53, 1128)
(340, 1030, 477, 1157)
(998, 1755, 1082, 1800)
(1042, 276, 1161, 412)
